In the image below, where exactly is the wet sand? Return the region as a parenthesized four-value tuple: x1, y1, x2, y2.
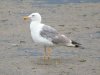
(0, 1, 100, 75)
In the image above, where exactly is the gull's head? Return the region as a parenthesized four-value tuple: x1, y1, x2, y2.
(24, 13, 41, 22)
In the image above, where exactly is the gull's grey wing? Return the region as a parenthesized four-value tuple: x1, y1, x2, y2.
(40, 25, 71, 45)
(40, 25, 58, 40)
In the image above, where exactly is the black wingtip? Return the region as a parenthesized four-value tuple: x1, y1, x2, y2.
(72, 40, 85, 49)
(72, 40, 81, 45)
(75, 44, 80, 47)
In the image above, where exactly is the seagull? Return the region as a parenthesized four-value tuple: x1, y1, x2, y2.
(23, 13, 81, 59)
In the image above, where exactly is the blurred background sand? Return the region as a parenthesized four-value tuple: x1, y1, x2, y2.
(0, 0, 100, 75)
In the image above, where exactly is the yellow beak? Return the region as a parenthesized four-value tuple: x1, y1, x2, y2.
(23, 16, 29, 20)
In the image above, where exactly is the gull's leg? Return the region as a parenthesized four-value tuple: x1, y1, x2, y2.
(44, 46, 48, 60)
(47, 47, 52, 59)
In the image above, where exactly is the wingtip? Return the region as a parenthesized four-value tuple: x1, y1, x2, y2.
(72, 40, 81, 45)
(75, 44, 80, 47)
(74, 44, 85, 49)
(71, 40, 85, 49)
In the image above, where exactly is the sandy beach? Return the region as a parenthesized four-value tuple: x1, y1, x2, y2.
(0, 1, 100, 75)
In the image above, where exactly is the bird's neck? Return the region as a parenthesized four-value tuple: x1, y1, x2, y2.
(30, 21, 41, 24)
(31, 20, 41, 23)
(30, 21, 44, 31)
(30, 21, 42, 28)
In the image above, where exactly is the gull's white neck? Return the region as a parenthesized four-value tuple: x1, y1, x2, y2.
(30, 20, 44, 31)
(30, 21, 41, 26)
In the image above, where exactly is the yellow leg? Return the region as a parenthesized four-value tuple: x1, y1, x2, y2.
(47, 47, 52, 59)
(44, 46, 47, 60)
(44, 46, 46, 56)
(43, 47, 52, 60)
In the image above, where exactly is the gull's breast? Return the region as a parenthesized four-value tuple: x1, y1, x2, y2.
(30, 23, 53, 46)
